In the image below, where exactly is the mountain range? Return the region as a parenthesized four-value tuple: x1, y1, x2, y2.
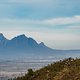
(0, 33, 80, 60)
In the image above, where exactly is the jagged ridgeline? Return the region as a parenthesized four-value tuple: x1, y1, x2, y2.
(10, 58, 80, 80)
(0, 33, 56, 59)
(0, 33, 80, 59)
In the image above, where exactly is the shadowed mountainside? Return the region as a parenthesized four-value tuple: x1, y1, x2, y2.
(0, 33, 80, 59)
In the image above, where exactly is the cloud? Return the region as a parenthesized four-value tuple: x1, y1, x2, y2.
(0, 16, 80, 30)
(0, 0, 80, 19)
(0, 16, 80, 49)
(67, 26, 80, 29)
(42, 16, 80, 25)
(40, 16, 80, 29)
(0, 0, 52, 4)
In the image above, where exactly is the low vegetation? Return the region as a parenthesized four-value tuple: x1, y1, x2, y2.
(11, 58, 80, 80)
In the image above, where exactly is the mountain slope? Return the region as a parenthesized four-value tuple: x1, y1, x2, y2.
(14, 58, 80, 80)
(0, 33, 8, 45)
(0, 33, 80, 59)
(0, 33, 57, 59)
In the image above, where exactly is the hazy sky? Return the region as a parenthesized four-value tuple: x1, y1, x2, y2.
(0, 0, 80, 50)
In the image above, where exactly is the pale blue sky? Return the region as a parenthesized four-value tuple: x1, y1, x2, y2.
(0, 0, 80, 49)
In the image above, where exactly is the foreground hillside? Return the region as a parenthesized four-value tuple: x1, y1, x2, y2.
(12, 58, 80, 80)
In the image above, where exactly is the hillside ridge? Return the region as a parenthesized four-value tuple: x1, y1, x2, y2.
(13, 58, 80, 80)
